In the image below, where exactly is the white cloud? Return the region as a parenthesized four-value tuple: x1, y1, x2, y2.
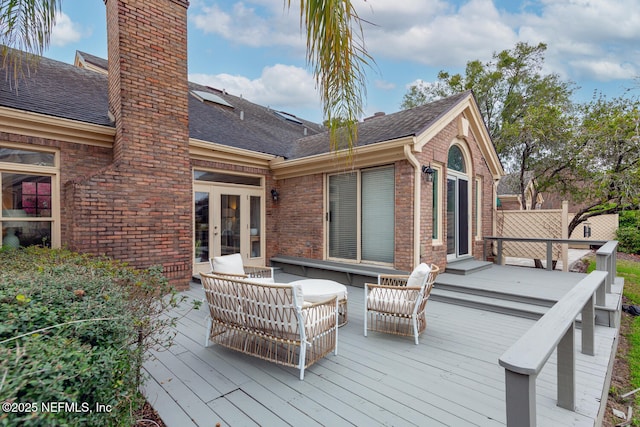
(375, 80, 396, 90)
(189, 0, 640, 88)
(513, 0, 640, 81)
(569, 59, 638, 81)
(190, 2, 303, 49)
(357, 0, 517, 67)
(189, 64, 320, 109)
(51, 12, 83, 47)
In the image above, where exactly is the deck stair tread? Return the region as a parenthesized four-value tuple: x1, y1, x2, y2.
(445, 258, 493, 275)
(430, 288, 549, 320)
(432, 268, 622, 324)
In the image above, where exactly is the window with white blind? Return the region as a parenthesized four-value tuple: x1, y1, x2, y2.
(328, 165, 395, 263)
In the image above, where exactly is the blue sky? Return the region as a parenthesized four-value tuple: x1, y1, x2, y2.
(45, 0, 639, 123)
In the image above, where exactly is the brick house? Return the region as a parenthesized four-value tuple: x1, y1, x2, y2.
(0, 0, 504, 289)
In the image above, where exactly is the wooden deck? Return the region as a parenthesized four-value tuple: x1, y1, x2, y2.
(143, 267, 619, 427)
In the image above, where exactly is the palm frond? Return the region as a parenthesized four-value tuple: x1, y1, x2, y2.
(1, 0, 62, 89)
(290, 0, 373, 157)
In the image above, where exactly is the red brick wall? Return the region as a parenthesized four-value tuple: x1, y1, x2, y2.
(269, 161, 417, 272)
(270, 174, 325, 259)
(417, 115, 496, 268)
(67, 0, 192, 288)
(394, 161, 415, 271)
(0, 132, 114, 248)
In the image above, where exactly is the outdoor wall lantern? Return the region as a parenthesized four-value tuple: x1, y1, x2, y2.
(421, 164, 435, 183)
(271, 188, 279, 202)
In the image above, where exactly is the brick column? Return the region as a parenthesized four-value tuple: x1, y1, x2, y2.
(68, 0, 192, 289)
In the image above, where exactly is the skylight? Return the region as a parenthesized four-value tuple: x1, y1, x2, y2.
(274, 110, 303, 125)
(191, 90, 234, 108)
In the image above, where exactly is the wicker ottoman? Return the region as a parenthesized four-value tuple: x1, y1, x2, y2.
(290, 279, 348, 327)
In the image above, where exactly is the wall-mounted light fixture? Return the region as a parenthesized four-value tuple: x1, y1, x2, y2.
(271, 188, 279, 202)
(421, 164, 434, 183)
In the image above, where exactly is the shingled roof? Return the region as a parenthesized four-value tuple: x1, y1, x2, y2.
(288, 91, 472, 159)
(1, 50, 475, 161)
(0, 54, 112, 126)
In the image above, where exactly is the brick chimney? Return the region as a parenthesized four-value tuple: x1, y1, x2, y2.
(68, 0, 192, 288)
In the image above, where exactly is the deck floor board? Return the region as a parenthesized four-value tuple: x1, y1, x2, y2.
(145, 267, 619, 426)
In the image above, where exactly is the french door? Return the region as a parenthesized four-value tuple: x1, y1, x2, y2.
(194, 184, 264, 274)
(446, 174, 470, 260)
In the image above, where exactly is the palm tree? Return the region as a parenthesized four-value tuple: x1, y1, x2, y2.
(0, 0, 61, 87)
(292, 0, 371, 153)
(1, 0, 370, 152)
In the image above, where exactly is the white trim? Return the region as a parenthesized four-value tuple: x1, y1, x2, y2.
(431, 163, 444, 246)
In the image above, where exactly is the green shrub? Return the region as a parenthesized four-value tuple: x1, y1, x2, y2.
(620, 210, 640, 228)
(617, 226, 640, 255)
(0, 247, 186, 426)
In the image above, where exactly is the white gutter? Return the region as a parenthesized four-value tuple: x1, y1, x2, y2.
(404, 143, 422, 268)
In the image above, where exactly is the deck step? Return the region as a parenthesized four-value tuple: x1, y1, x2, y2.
(434, 277, 556, 308)
(431, 275, 622, 326)
(445, 258, 493, 275)
(430, 288, 548, 320)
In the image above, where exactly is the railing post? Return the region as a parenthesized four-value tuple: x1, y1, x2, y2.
(557, 323, 575, 411)
(582, 295, 595, 356)
(498, 240, 504, 265)
(546, 241, 553, 271)
(505, 370, 536, 427)
(596, 253, 611, 289)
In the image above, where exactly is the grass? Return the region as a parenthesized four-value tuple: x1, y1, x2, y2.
(622, 259, 640, 425)
(589, 256, 640, 425)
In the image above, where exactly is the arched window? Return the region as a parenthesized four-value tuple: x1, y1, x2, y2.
(447, 145, 466, 173)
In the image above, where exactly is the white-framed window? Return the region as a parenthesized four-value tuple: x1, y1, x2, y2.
(1, 144, 59, 249)
(327, 165, 395, 264)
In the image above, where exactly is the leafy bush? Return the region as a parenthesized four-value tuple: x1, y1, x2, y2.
(0, 247, 186, 426)
(617, 227, 640, 254)
(617, 211, 640, 254)
(620, 210, 640, 228)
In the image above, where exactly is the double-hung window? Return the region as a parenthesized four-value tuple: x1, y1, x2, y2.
(328, 165, 395, 264)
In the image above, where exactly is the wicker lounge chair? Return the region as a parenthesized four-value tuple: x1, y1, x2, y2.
(201, 272, 338, 380)
(364, 263, 440, 344)
(209, 253, 274, 282)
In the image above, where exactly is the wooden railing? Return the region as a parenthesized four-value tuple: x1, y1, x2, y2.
(483, 236, 608, 271)
(596, 240, 618, 300)
(497, 240, 619, 426)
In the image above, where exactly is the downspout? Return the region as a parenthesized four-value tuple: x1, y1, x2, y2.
(404, 143, 422, 268)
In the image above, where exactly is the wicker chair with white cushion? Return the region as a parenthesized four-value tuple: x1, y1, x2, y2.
(209, 253, 274, 283)
(364, 263, 440, 345)
(201, 272, 338, 380)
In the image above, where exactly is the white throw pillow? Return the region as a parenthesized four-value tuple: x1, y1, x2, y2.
(212, 253, 245, 275)
(406, 263, 432, 288)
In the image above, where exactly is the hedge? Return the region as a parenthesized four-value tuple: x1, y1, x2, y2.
(0, 247, 186, 426)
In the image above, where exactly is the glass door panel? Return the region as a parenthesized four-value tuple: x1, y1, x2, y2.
(328, 173, 357, 260)
(249, 195, 261, 258)
(447, 175, 470, 259)
(194, 191, 209, 263)
(458, 179, 469, 256)
(193, 184, 265, 276)
(220, 194, 240, 256)
(447, 177, 456, 257)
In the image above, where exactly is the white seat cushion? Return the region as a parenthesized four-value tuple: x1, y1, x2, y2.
(367, 287, 418, 315)
(246, 276, 276, 285)
(212, 253, 245, 275)
(406, 263, 432, 288)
